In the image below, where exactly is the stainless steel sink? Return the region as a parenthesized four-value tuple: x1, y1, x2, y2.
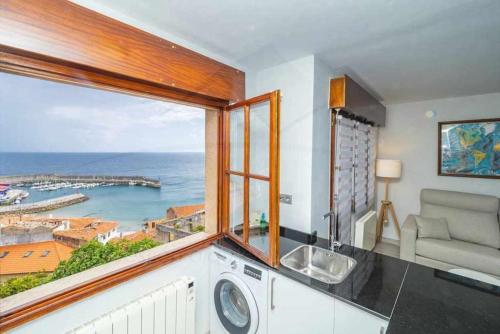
(280, 245, 357, 284)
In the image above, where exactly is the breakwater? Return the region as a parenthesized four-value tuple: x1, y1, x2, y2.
(0, 194, 89, 215)
(0, 174, 161, 188)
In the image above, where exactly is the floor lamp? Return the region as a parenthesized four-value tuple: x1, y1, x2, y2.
(376, 159, 402, 241)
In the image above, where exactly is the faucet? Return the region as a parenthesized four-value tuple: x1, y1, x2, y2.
(323, 209, 342, 252)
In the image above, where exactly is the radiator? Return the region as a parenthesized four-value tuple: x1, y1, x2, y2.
(68, 277, 195, 334)
(354, 211, 377, 250)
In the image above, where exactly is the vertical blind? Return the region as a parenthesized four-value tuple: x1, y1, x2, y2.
(333, 114, 377, 245)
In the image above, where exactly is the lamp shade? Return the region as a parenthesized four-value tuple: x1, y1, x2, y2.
(376, 159, 402, 178)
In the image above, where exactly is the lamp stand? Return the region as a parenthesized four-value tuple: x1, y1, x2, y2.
(376, 178, 401, 241)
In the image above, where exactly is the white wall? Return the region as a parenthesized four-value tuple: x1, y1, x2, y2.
(246, 55, 332, 237)
(377, 92, 500, 240)
(246, 55, 315, 234)
(311, 58, 334, 237)
(8, 248, 211, 334)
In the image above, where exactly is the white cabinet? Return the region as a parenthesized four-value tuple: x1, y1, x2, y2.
(267, 271, 334, 334)
(267, 272, 389, 334)
(334, 299, 388, 334)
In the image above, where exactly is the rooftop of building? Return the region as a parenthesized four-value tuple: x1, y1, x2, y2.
(167, 203, 205, 219)
(1, 225, 53, 235)
(0, 240, 73, 275)
(53, 221, 118, 242)
(0, 215, 101, 229)
(111, 230, 157, 243)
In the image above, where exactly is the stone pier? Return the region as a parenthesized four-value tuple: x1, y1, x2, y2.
(0, 194, 89, 215)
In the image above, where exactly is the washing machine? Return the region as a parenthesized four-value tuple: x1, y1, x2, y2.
(210, 248, 268, 334)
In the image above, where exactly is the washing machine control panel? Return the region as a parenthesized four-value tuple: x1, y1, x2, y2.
(244, 264, 262, 281)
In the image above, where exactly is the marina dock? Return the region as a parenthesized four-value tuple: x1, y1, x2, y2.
(0, 194, 89, 215)
(0, 175, 161, 189)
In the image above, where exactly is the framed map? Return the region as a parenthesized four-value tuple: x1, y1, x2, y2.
(438, 118, 500, 179)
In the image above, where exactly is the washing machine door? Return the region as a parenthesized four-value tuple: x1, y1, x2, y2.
(214, 272, 259, 334)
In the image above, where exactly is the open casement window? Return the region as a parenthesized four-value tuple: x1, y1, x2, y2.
(222, 91, 281, 267)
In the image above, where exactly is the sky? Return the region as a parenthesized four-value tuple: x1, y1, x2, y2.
(0, 72, 205, 153)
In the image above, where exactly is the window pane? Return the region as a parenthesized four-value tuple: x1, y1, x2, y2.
(229, 175, 244, 238)
(0, 71, 215, 298)
(248, 178, 269, 256)
(229, 108, 245, 172)
(249, 101, 270, 176)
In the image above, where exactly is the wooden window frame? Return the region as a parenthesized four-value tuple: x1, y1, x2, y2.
(0, 1, 247, 329)
(222, 91, 281, 267)
(0, 65, 226, 332)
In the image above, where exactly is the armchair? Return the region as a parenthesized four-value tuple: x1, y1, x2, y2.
(399, 189, 500, 278)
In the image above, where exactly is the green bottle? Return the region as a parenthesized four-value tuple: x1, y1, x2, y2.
(260, 212, 268, 233)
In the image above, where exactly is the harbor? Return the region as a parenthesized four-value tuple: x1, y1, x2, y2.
(0, 174, 165, 220)
(0, 174, 161, 189)
(0, 153, 204, 232)
(0, 186, 29, 205)
(0, 194, 89, 215)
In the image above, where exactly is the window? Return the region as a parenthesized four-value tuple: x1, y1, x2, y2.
(22, 251, 33, 258)
(0, 2, 244, 329)
(0, 72, 219, 298)
(222, 91, 281, 267)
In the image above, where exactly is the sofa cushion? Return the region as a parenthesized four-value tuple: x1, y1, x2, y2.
(416, 238, 500, 277)
(415, 216, 451, 240)
(420, 189, 500, 248)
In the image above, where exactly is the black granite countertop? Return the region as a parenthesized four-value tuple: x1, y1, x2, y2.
(213, 233, 409, 319)
(213, 231, 500, 333)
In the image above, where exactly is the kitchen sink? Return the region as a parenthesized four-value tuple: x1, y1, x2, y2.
(280, 245, 357, 284)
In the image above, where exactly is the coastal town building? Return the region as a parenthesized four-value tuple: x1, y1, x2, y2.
(53, 219, 119, 248)
(166, 203, 204, 221)
(0, 240, 73, 282)
(0, 225, 54, 246)
(0, 214, 161, 249)
(156, 204, 205, 243)
(0, 215, 69, 246)
(111, 229, 157, 243)
(0, 215, 120, 247)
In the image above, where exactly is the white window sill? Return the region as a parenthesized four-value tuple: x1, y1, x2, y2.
(1, 232, 211, 312)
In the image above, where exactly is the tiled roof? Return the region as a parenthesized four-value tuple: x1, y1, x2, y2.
(111, 230, 157, 243)
(0, 216, 100, 230)
(66, 217, 102, 229)
(54, 229, 98, 241)
(168, 204, 204, 218)
(1, 225, 52, 235)
(0, 241, 73, 275)
(53, 221, 118, 241)
(92, 221, 118, 234)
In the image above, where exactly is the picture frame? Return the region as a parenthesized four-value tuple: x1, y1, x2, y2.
(438, 118, 500, 179)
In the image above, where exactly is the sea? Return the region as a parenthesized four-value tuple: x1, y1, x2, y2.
(0, 152, 205, 231)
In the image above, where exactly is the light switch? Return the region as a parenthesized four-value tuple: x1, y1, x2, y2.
(280, 194, 292, 204)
